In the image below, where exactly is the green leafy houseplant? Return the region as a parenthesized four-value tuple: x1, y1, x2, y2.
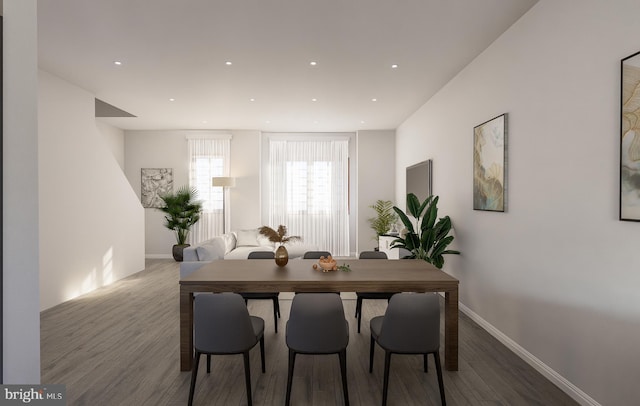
(367, 199, 398, 238)
(392, 193, 460, 269)
(158, 186, 203, 260)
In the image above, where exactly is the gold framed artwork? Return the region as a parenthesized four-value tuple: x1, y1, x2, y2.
(621, 50, 640, 221)
(473, 113, 507, 212)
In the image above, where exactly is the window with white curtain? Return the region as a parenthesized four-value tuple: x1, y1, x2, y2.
(187, 135, 231, 244)
(268, 137, 350, 256)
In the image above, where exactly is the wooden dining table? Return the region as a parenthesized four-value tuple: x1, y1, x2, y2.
(179, 258, 459, 371)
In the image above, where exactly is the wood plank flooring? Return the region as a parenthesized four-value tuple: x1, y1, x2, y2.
(41, 259, 578, 405)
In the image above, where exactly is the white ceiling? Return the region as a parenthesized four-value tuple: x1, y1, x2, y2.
(37, 0, 537, 132)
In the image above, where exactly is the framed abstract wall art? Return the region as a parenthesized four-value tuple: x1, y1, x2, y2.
(620, 50, 640, 221)
(473, 113, 507, 212)
(141, 168, 173, 208)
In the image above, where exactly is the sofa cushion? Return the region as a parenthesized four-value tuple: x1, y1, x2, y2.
(236, 229, 260, 247)
(257, 233, 275, 248)
(195, 239, 225, 261)
(224, 246, 274, 260)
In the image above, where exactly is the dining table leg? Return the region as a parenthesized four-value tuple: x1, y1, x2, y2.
(180, 288, 194, 371)
(444, 288, 459, 371)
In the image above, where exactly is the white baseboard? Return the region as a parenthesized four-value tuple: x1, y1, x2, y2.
(146, 254, 173, 259)
(458, 302, 601, 406)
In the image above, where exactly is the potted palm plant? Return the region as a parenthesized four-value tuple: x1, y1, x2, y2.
(158, 186, 203, 261)
(391, 193, 460, 268)
(367, 199, 398, 244)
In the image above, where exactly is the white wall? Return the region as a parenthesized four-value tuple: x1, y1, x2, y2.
(357, 130, 395, 253)
(3, 0, 40, 383)
(96, 120, 125, 171)
(229, 130, 262, 230)
(124, 130, 262, 256)
(395, 1, 640, 405)
(38, 70, 145, 311)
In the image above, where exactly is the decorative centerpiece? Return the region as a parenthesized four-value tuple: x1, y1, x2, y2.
(258, 225, 301, 267)
(312, 256, 351, 273)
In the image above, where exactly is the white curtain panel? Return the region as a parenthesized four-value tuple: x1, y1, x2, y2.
(187, 136, 231, 244)
(268, 139, 350, 256)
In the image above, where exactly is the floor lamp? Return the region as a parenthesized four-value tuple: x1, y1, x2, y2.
(212, 176, 236, 234)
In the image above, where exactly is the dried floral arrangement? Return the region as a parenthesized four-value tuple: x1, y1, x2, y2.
(258, 225, 301, 244)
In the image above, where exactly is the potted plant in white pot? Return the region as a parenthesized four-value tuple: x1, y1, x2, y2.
(367, 199, 398, 248)
(158, 186, 203, 261)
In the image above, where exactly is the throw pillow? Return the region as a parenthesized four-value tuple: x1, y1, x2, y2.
(221, 233, 237, 254)
(236, 229, 259, 247)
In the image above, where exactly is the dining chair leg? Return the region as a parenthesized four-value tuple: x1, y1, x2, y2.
(273, 305, 279, 333)
(434, 352, 446, 406)
(243, 351, 253, 406)
(424, 353, 429, 372)
(369, 335, 375, 373)
(357, 310, 363, 333)
(339, 349, 350, 406)
(274, 297, 281, 318)
(382, 351, 392, 406)
(285, 349, 297, 406)
(259, 336, 266, 373)
(355, 297, 362, 317)
(206, 354, 211, 373)
(188, 351, 201, 406)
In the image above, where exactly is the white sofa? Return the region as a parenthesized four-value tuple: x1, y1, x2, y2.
(179, 228, 317, 278)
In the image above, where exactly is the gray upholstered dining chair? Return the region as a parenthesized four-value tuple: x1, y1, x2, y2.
(240, 251, 280, 333)
(302, 250, 332, 259)
(354, 251, 396, 333)
(285, 293, 350, 406)
(369, 292, 445, 406)
(188, 293, 266, 406)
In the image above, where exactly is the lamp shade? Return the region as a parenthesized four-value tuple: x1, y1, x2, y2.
(212, 176, 236, 187)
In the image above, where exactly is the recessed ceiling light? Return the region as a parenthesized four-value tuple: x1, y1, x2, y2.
(310, 61, 317, 66)
(225, 61, 232, 66)
(391, 64, 398, 69)
(202, 120, 208, 124)
(361, 120, 365, 124)
(114, 61, 122, 66)
(169, 98, 176, 102)
(371, 98, 377, 102)
(250, 98, 256, 102)
(266, 120, 271, 124)
(311, 98, 317, 102)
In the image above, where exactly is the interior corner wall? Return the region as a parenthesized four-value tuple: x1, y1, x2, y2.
(124, 130, 262, 256)
(38, 70, 145, 311)
(395, 1, 640, 405)
(356, 130, 395, 253)
(96, 120, 125, 171)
